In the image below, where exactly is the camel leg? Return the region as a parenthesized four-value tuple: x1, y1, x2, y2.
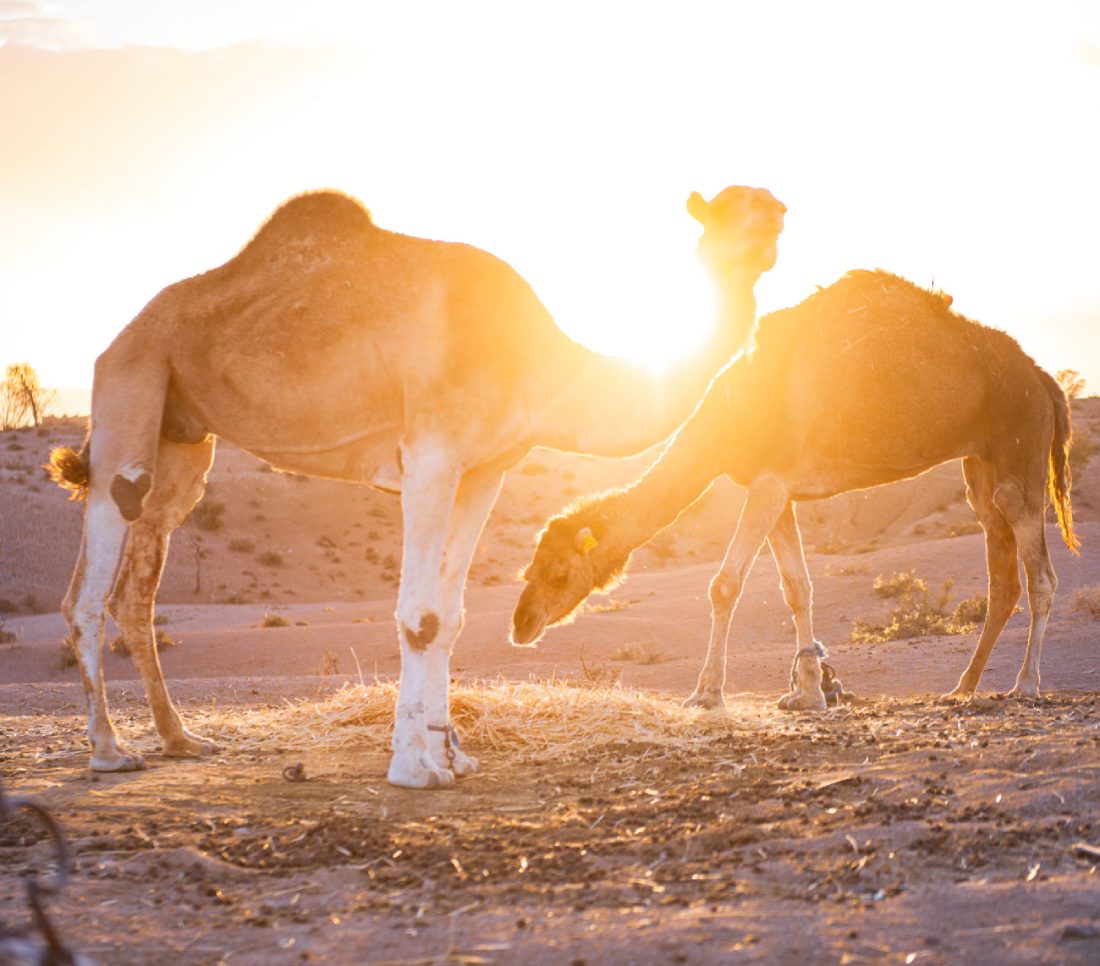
(684, 476, 790, 711)
(1005, 499, 1056, 699)
(388, 442, 464, 789)
(109, 437, 219, 757)
(944, 457, 1022, 700)
(767, 503, 827, 711)
(422, 464, 505, 776)
(63, 496, 143, 771)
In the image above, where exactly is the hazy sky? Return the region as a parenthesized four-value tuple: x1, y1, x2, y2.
(1, 0, 1098, 396)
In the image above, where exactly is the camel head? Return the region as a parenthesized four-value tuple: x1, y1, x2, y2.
(511, 505, 626, 646)
(687, 185, 786, 275)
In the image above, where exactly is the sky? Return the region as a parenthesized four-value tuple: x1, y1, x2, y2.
(1, 0, 1099, 405)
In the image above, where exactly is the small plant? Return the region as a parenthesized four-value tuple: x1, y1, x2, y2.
(851, 576, 982, 643)
(815, 539, 849, 555)
(951, 595, 988, 626)
(1069, 429, 1097, 476)
(59, 637, 77, 669)
(577, 649, 621, 688)
(609, 641, 667, 665)
(873, 570, 926, 599)
(945, 520, 983, 538)
(153, 613, 169, 626)
(319, 648, 340, 675)
(828, 563, 870, 577)
(190, 498, 226, 532)
(317, 535, 337, 548)
(257, 549, 284, 567)
(109, 630, 176, 657)
(261, 612, 291, 628)
(586, 596, 629, 615)
(0, 619, 16, 645)
(1071, 586, 1100, 619)
(228, 538, 257, 553)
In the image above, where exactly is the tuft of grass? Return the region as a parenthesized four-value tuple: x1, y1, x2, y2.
(1071, 586, 1100, 619)
(828, 563, 870, 577)
(320, 648, 340, 675)
(873, 570, 926, 599)
(0, 619, 15, 645)
(257, 549, 284, 567)
(228, 538, 257, 554)
(261, 612, 292, 628)
(815, 539, 849, 555)
(109, 630, 177, 657)
(190, 498, 226, 531)
(944, 520, 983, 538)
(609, 641, 668, 665)
(851, 577, 985, 643)
(586, 596, 630, 615)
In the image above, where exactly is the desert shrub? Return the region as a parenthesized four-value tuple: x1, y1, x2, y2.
(153, 614, 170, 626)
(951, 595, 988, 626)
(228, 538, 257, 554)
(320, 648, 340, 675)
(815, 539, 849, 555)
(190, 498, 226, 531)
(873, 570, 926, 599)
(257, 550, 284, 567)
(317, 535, 338, 548)
(1069, 429, 1097, 476)
(851, 577, 982, 643)
(609, 641, 667, 664)
(945, 520, 983, 538)
(577, 651, 621, 688)
(0, 620, 15, 644)
(0, 598, 16, 614)
(261, 612, 291, 628)
(109, 630, 176, 657)
(1071, 586, 1100, 619)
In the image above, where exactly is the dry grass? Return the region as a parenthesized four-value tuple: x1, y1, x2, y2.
(609, 641, 669, 665)
(852, 577, 987, 644)
(872, 570, 926, 599)
(260, 612, 292, 628)
(194, 679, 752, 765)
(1071, 586, 1100, 619)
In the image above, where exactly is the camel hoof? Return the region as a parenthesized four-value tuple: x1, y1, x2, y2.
(1007, 684, 1041, 699)
(387, 753, 455, 790)
(939, 688, 973, 705)
(682, 690, 726, 712)
(91, 749, 146, 772)
(778, 690, 827, 712)
(451, 750, 480, 777)
(163, 732, 220, 758)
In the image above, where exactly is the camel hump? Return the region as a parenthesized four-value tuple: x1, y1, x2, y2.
(238, 190, 376, 260)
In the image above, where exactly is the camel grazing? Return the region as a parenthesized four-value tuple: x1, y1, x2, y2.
(512, 270, 1078, 710)
(49, 185, 785, 786)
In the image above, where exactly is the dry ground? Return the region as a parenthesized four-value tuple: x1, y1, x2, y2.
(2, 405, 1100, 963)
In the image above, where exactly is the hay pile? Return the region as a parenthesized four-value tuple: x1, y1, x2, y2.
(201, 680, 768, 765)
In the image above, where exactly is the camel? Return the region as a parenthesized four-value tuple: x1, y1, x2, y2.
(48, 185, 785, 787)
(512, 270, 1078, 710)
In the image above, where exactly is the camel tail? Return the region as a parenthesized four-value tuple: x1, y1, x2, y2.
(47, 437, 91, 501)
(1039, 370, 1079, 554)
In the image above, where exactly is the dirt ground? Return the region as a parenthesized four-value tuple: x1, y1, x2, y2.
(2, 409, 1100, 963)
(2, 686, 1100, 964)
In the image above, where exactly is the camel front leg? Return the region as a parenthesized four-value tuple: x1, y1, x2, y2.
(64, 499, 145, 771)
(684, 476, 790, 711)
(421, 464, 505, 776)
(767, 503, 827, 711)
(389, 443, 463, 789)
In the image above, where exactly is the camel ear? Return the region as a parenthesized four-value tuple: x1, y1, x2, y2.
(686, 191, 709, 224)
(575, 527, 598, 555)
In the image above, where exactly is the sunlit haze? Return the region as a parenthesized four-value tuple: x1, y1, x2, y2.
(1, 1, 1099, 399)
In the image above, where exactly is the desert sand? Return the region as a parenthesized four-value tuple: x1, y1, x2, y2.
(2, 401, 1099, 964)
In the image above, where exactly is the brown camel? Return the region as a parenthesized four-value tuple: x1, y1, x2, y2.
(512, 270, 1078, 710)
(49, 185, 785, 786)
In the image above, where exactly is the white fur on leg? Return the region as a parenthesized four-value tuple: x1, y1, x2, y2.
(1009, 612, 1046, 697)
(387, 642, 453, 788)
(73, 500, 145, 771)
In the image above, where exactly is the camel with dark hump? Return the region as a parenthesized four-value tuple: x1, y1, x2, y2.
(49, 185, 785, 786)
(513, 270, 1078, 710)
